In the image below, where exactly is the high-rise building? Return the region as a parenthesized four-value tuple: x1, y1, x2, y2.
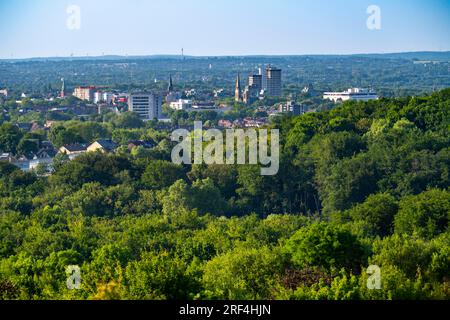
(128, 93, 162, 120)
(243, 85, 259, 105)
(248, 74, 262, 92)
(73, 86, 95, 102)
(242, 74, 263, 105)
(260, 65, 267, 91)
(266, 67, 282, 97)
(235, 73, 242, 102)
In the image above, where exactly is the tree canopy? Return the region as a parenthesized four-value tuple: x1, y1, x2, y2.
(0, 89, 449, 300)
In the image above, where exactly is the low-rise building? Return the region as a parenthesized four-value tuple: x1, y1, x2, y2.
(59, 144, 88, 159)
(127, 140, 155, 151)
(113, 94, 129, 105)
(218, 119, 233, 129)
(323, 88, 379, 103)
(185, 89, 196, 98)
(191, 103, 217, 111)
(166, 91, 182, 104)
(94, 92, 103, 104)
(0, 153, 15, 162)
(94, 91, 114, 104)
(87, 140, 118, 153)
(279, 101, 305, 116)
(0, 89, 8, 98)
(15, 123, 33, 132)
(213, 89, 226, 98)
(44, 121, 56, 129)
(11, 158, 31, 171)
(31, 122, 43, 132)
(36, 148, 57, 159)
(29, 157, 54, 172)
(169, 99, 193, 110)
(243, 118, 267, 128)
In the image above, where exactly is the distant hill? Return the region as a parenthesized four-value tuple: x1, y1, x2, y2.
(354, 51, 450, 61)
(1, 55, 192, 62)
(2, 51, 450, 62)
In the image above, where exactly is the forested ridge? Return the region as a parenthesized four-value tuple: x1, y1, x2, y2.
(0, 89, 449, 300)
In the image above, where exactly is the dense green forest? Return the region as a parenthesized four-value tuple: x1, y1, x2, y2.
(0, 89, 449, 300)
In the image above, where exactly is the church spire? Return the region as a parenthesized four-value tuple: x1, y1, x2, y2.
(168, 74, 174, 92)
(235, 73, 241, 102)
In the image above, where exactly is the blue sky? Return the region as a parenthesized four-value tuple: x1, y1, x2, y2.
(0, 0, 449, 58)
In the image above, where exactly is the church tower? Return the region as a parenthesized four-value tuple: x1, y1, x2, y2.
(60, 78, 65, 98)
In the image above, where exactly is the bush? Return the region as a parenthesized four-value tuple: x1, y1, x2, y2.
(395, 189, 449, 239)
(348, 193, 398, 237)
(202, 246, 284, 300)
(284, 223, 367, 272)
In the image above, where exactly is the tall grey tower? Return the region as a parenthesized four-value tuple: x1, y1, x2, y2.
(266, 66, 282, 97)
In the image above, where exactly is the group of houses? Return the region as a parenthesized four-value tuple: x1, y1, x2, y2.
(3, 139, 155, 172)
(217, 118, 269, 129)
(58, 139, 119, 160)
(0, 140, 57, 172)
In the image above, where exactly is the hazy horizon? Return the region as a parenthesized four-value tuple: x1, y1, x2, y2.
(2, 50, 450, 62)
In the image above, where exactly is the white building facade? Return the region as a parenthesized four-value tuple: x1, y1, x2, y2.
(323, 88, 379, 103)
(169, 99, 193, 111)
(128, 93, 162, 120)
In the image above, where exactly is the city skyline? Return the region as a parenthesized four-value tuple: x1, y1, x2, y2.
(0, 0, 449, 59)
